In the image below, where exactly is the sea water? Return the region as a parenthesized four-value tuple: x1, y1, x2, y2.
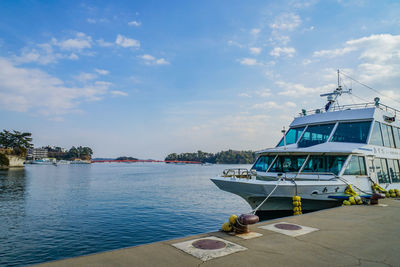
(0, 163, 250, 266)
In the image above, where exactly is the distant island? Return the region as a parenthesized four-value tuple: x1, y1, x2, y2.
(115, 156, 138, 161)
(165, 150, 256, 164)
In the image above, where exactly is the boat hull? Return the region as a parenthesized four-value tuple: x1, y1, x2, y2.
(211, 176, 350, 212)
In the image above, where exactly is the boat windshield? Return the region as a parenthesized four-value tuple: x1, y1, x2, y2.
(252, 155, 275, 172)
(268, 155, 307, 173)
(330, 121, 371, 144)
(276, 127, 305, 147)
(301, 155, 347, 175)
(298, 123, 335, 148)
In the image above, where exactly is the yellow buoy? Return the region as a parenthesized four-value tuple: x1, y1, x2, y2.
(391, 193, 396, 198)
(222, 222, 233, 232)
(292, 196, 301, 202)
(292, 201, 300, 207)
(229, 214, 237, 225)
(342, 200, 351, 205)
(349, 197, 356, 205)
(385, 192, 390, 198)
(293, 207, 299, 212)
(389, 189, 394, 194)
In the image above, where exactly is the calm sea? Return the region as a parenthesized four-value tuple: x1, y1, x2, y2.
(0, 163, 251, 266)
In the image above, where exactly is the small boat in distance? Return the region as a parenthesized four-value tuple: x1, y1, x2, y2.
(32, 158, 56, 165)
(211, 71, 400, 213)
(53, 160, 71, 166)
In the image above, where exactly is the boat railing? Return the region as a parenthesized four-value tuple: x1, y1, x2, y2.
(284, 172, 338, 181)
(298, 102, 400, 117)
(221, 168, 256, 179)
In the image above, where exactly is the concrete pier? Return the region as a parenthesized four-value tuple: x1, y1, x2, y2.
(37, 199, 400, 267)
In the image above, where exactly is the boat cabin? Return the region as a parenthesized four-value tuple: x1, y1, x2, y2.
(253, 102, 400, 184)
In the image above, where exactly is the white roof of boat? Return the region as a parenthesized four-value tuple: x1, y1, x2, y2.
(290, 107, 374, 127)
(291, 106, 400, 128)
(257, 142, 368, 154)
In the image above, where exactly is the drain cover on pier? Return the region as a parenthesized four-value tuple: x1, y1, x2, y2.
(274, 223, 302, 231)
(172, 236, 247, 261)
(259, 222, 318, 237)
(192, 239, 226, 250)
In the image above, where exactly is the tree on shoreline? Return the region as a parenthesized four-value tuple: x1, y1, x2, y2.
(67, 146, 93, 160)
(165, 150, 256, 164)
(0, 130, 33, 156)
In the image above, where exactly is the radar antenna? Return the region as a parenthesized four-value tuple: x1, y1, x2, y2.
(320, 69, 352, 112)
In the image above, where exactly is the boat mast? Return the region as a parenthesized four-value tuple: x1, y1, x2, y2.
(320, 69, 352, 112)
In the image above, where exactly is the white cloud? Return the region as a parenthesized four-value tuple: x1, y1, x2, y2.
(115, 34, 140, 48)
(69, 53, 79, 60)
(74, 72, 97, 83)
(139, 54, 170, 65)
(250, 28, 261, 35)
(270, 47, 296, 57)
(14, 44, 63, 65)
(13, 33, 96, 65)
(313, 34, 400, 60)
(110, 90, 128, 96)
(53, 32, 92, 51)
(128, 20, 141, 26)
(0, 57, 112, 116)
(255, 88, 271, 97)
(269, 34, 291, 45)
(312, 34, 400, 86)
(290, 0, 319, 9)
(87, 18, 96, 24)
(253, 101, 297, 110)
(270, 13, 301, 31)
(97, 39, 114, 47)
(276, 80, 333, 97)
(155, 58, 169, 65)
(227, 40, 244, 48)
(238, 58, 260, 66)
(141, 54, 155, 61)
(249, 47, 262, 55)
(238, 92, 251, 98)
(313, 46, 357, 57)
(95, 69, 109, 75)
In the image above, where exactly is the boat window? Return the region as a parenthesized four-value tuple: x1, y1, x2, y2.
(374, 158, 390, 184)
(344, 156, 367, 175)
(268, 155, 307, 173)
(252, 155, 275, 172)
(298, 123, 335, 148)
(369, 122, 384, 146)
(276, 127, 306, 147)
(387, 159, 400, 183)
(381, 124, 395, 148)
(393, 127, 400, 148)
(301, 155, 347, 175)
(330, 121, 371, 143)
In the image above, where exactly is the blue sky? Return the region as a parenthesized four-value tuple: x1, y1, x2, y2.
(1, 0, 400, 159)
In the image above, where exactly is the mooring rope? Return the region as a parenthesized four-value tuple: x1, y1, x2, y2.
(251, 179, 281, 214)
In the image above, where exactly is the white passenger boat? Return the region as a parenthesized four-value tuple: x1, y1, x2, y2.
(211, 77, 400, 213)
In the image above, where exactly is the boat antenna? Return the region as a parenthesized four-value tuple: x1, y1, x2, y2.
(320, 69, 352, 112)
(281, 127, 287, 150)
(337, 69, 340, 88)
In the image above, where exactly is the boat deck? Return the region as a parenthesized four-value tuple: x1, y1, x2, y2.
(36, 198, 400, 267)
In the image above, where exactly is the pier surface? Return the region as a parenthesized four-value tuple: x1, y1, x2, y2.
(37, 199, 399, 267)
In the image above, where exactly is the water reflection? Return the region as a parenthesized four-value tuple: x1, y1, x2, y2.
(1, 164, 251, 267)
(0, 168, 26, 201)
